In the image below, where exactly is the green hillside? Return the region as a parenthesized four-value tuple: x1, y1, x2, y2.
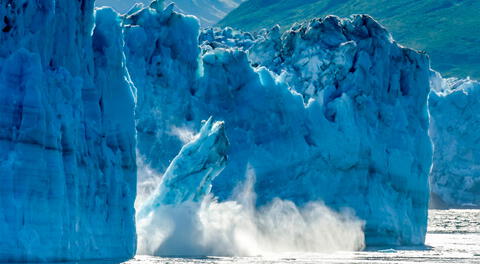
(218, 0, 480, 79)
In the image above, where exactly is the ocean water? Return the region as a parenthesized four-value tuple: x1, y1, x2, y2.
(127, 209, 480, 263)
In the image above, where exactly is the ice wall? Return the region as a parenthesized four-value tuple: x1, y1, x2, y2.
(126, 2, 432, 246)
(429, 73, 480, 208)
(0, 2, 136, 262)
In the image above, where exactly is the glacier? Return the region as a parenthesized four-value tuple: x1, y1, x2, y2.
(0, 0, 438, 259)
(0, 1, 136, 262)
(126, 2, 432, 247)
(429, 73, 480, 208)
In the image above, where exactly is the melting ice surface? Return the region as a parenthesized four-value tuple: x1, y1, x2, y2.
(131, 210, 480, 263)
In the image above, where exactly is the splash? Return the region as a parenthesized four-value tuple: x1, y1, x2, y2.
(168, 125, 198, 144)
(135, 155, 163, 209)
(136, 166, 365, 256)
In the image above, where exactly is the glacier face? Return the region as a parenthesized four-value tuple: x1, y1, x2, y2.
(0, 2, 136, 262)
(429, 73, 480, 208)
(126, 2, 432, 247)
(0, 0, 435, 258)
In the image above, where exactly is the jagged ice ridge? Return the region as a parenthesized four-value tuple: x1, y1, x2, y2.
(126, 3, 432, 247)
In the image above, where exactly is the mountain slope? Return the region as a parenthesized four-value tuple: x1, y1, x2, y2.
(95, 0, 150, 13)
(166, 0, 245, 25)
(218, 0, 480, 79)
(95, 0, 244, 25)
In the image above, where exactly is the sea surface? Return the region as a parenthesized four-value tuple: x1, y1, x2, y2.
(127, 209, 480, 263)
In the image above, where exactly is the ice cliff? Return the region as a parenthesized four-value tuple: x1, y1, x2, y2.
(0, 0, 435, 259)
(429, 73, 480, 208)
(0, 1, 136, 262)
(126, 2, 432, 247)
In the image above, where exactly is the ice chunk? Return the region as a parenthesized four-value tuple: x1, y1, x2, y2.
(136, 118, 230, 255)
(138, 118, 229, 213)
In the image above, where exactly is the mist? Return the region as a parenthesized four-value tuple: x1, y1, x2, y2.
(135, 164, 365, 256)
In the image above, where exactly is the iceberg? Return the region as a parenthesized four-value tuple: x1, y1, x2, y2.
(126, 2, 432, 247)
(0, 2, 136, 262)
(429, 73, 480, 208)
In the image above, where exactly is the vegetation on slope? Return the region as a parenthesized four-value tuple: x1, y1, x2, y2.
(219, 0, 480, 79)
